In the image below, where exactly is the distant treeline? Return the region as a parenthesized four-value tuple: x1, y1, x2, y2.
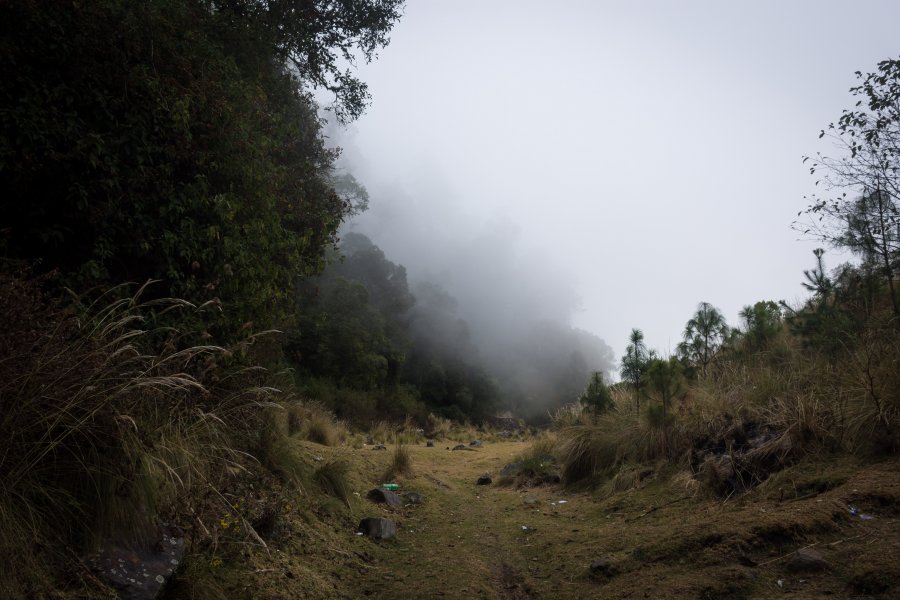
(289, 232, 610, 424)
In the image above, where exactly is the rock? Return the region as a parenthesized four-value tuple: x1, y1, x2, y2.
(365, 435, 375, 445)
(366, 488, 403, 508)
(88, 524, 184, 600)
(451, 444, 469, 451)
(522, 495, 539, 506)
(358, 517, 397, 540)
(501, 461, 523, 477)
(426, 439, 435, 447)
(786, 548, 830, 573)
(401, 491, 425, 505)
(372, 443, 387, 451)
(477, 474, 492, 485)
(469, 439, 482, 447)
(589, 557, 619, 578)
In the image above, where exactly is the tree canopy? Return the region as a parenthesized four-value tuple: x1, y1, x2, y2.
(0, 0, 403, 341)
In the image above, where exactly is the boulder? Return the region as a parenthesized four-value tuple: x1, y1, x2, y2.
(358, 517, 397, 540)
(451, 444, 469, 451)
(786, 548, 830, 573)
(469, 439, 483, 447)
(372, 443, 387, 451)
(426, 439, 435, 447)
(366, 488, 403, 508)
(477, 474, 493, 485)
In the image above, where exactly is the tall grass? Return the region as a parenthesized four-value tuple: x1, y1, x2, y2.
(0, 275, 279, 596)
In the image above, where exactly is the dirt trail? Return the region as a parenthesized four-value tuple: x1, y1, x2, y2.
(345, 442, 899, 600)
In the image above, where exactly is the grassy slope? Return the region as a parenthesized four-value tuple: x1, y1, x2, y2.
(194, 439, 899, 600)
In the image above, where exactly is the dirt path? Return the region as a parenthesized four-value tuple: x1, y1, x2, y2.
(342, 441, 899, 600)
(355, 441, 584, 599)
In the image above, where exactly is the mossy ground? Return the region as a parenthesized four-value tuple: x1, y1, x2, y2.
(172, 440, 899, 599)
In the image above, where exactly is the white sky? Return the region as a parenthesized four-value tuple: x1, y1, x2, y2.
(335, 0, 900, 362)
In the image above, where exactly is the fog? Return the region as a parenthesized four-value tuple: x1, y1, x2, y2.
(325, 0, 900, 371)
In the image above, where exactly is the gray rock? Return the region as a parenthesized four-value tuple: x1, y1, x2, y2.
(477, 473, 492, 485)
(366, 488, 403, 508)
(358, 517, 397, 540)
(365, 435, 375, 445)
(372, 443, 387, 451)
(451, 444, 469, 451)
(426, 439, 435, 447)
(88, 524, 183, 600)
(401, 491, 425, 505)
(501, 461, 523, 477)
(522, 495, 539, 506)
(786, 548, 830, 573)
(469, 439, 483, 447)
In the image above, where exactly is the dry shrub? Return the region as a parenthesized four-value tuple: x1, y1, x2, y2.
(314, 460, 351, 505)
(382, 443, 412, 481)
(425, 413, 452, 439)
(370, 420, 395, 444)
(0, 275, 279, 596)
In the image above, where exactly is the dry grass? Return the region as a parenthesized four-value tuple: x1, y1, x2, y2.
(313, 460, 352, 505)
(0, 275, 281, 597)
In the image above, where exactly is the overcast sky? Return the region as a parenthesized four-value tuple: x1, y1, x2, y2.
(331, 0, 900, 365)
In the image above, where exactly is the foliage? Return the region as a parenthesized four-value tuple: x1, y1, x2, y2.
(677, 302, 729, 375)
(212, 0, 405, 122)
(800, 58, 900, 315)
(620, 328, 655, 412)
(0, 274, 279, 596)
(0, 1, 401, 342)
(737, 300, 783, 353)
(644, 357, 686, 457)
(579, 371, 614, 416)
(290, 234, 500, 423)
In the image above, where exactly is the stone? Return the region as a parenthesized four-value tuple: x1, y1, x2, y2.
(501, 461, 523, 477)
(366, 488, 403, 508)
(372, 443, 387, 451)
(589, 557, 619, 578)
(88, 524, 184, 600)
(451, 444, 469, 451)
(401, 491, 425, 505)
(786, 548, 830, 573)
(469, 439, 483, 447)
(358, 517, 397, 540)
(426, 439, 435, 447)
(365, 435, 375, 445)
(522, 495, 539, 506)
(477, 474, 493, 485)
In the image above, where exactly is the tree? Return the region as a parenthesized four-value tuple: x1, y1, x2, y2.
(0, 1, 404, 341)
(579, 371, 614, 418)
(620, 328, 654, 413)
(211, 0, 405, 122)
(644, 357, 685, 457)
(738, 301, 782, 352)
(800, 58, 900, 315)
(677, 302, 728, 375)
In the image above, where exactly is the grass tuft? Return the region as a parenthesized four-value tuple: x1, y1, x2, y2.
(314, 460, 352, 506)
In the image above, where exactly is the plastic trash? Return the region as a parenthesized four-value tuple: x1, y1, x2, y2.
(382, 483, 400, 491)
(847, 504, 875, 520)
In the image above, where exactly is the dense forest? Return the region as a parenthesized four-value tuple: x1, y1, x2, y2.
(1, 1, 898, 598)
